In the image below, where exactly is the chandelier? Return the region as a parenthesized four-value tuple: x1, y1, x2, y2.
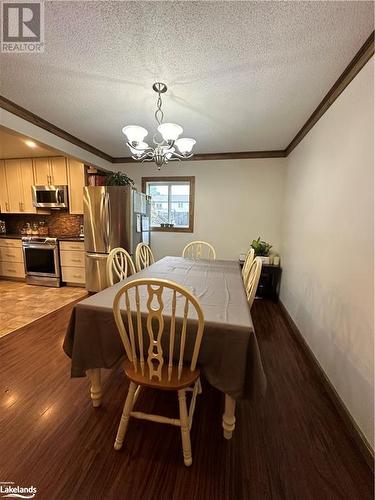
(122, 82, 196, 170)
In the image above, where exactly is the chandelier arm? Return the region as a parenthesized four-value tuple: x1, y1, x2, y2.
(170, 151, 194, 160)
(126, 141, 154, 154)
(131, 151, 154, 161)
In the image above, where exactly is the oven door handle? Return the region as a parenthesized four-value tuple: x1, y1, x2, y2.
(23, 244, 57, 250)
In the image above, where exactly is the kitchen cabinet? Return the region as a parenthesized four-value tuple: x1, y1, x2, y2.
(68, 159, 85, 214)
(0, 160, 10, 213)
(4, 159, 36, 214)
(51, 157, 68, 184)
(33, 158, 50, 185)
(33, 157, 67, 185)
(20, 159, 36, 213)
(0, 238, 25, 279)
(60, 241, 86, 285)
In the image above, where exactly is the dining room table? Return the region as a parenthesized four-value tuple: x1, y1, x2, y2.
(63, 256, 267, 439)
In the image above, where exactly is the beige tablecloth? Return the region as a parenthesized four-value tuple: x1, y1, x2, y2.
(63, 256, 267, 400)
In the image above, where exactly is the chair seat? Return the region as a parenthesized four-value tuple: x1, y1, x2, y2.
(123, 359, 200, 390)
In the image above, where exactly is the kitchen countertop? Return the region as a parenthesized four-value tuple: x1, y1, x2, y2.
(0, 234, 84, 242)
(0, 234, 22, 239)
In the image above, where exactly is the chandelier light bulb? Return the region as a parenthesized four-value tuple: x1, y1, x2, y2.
(175, 138, 196, 154)
(122, 125, 148, 144)
(157, 123, 183, 142)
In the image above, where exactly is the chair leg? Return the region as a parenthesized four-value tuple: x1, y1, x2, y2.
(197, 377, 202, 394)
(178, 389, 192, 466)
(114, 381, 137, 450)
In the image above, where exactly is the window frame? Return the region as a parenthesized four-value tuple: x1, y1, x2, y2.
(142, 176, 195, 233)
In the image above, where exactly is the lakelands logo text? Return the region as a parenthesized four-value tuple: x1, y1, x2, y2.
(1, 1, 44, 53)
(0, 482, 37, 499)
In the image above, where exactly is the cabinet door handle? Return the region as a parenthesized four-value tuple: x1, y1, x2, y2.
(71, 258, 81, 262)
(5, 253, 14, 257)
(5, 202, 9, 211)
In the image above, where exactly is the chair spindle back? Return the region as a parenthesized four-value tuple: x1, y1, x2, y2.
(113, 278, 205, 382)
(135, 243, 155, 272)
(182, 241, 216, 260)
(106, 247, 136, 287)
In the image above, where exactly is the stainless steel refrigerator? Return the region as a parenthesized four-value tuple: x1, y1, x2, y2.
(83, 186, 151, 292)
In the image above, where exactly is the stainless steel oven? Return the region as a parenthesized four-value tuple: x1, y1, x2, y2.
(32, 185, 69, 209)
(22, 237, 61, 287)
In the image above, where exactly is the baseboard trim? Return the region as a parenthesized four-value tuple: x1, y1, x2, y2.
(278, 299, 374, 471)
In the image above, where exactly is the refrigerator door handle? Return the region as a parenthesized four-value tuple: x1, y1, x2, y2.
(104, 192, 111, 251)
(99, 191, 107, 250)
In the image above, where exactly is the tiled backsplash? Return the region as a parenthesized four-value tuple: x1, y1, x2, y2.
(1, 213, 83, 237)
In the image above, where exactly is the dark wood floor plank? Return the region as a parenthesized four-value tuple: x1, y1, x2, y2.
(0, 300, 372, 500)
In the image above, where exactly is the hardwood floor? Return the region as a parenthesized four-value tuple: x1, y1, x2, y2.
(0, 280, 87, 338)
(0, 300, 372, 499)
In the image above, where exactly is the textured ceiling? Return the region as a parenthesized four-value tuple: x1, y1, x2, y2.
(0, 127, 60, 159)
(0, 1, 373, 157)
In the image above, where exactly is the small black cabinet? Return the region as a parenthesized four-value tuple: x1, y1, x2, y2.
(240, 261, 282, 301)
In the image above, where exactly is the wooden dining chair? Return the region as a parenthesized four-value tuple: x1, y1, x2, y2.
(135, 243, 155, 272)
(244, 257, 262, 309)
(182, 241, 216, 260)
(112, 278, 205, 466)
(242, 247, 255, 282)
(106, 247, 136, 287)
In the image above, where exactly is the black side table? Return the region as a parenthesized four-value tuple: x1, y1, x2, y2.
(239, 261, 282, 301)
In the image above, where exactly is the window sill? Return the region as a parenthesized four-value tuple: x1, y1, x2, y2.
(151, 227, 193, 233)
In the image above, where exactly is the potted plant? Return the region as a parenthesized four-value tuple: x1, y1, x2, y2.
(105, 171, 135, 186)
(251, 237, 272, 264)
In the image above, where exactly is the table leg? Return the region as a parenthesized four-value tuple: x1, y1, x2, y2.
(222, 394, 236, 439)
(87, 368, 102, 407)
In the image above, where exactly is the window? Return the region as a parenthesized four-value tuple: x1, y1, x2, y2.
(142, 176, 195, 232)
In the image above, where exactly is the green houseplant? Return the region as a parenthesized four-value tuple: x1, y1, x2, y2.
(251, 237, 272, 259)
(105, 171, 135, 186)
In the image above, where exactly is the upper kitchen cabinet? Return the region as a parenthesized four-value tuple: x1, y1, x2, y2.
(4, 159, 36, 214)
(50, 157, 68, 185)
(0, 161, 10, 213)
(20, 159, 36, 213)
(67, 159, 86, 214)
(33, 157, 68, 185)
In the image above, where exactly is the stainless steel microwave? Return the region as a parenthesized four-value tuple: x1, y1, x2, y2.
(32, 185, 69, 209)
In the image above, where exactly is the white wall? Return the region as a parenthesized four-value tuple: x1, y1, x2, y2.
(116, 158, 286, 260)
(280, 58, 374, 447)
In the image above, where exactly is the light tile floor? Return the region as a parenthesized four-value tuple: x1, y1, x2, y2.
(0, 280, 87, 338)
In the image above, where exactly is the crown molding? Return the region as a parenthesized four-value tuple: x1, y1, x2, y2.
(1, 31, 373, 164)
(112, 149, 287, 163)
(286, 31, 374, 155)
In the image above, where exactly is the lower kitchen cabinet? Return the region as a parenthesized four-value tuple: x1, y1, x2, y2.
(59, 241, 86, 286)
(0, 239, 25, 279)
